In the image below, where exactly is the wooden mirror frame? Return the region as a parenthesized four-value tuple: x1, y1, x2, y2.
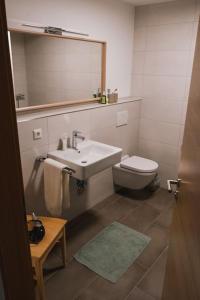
(8, 27, 107, 114)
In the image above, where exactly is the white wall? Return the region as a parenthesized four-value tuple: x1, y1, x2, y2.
(17, 100, 140, 220)
(133, 0, 199, 187)
(5, 0, 135, 98)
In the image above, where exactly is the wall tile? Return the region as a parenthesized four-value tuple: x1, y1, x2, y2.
(133, 51, 145, 75)
(143, 75, 187, 101)
(47, 114, 71, 145)
(147, 0, 196, 26)
(146, 23, 194, 51)
(90, 105, 117, 131)
(18, 118, 48, 152)
(141, 99, 183, 124)
(144, 50, 190, 76)
(134, 27, 147, 51)
(135, 6, 150, 28)
(122, 100, 141, 120)
(139, 118, 181, 147)
(132, 75, 144, 96)
(159, 162, 179, 188)
(90, 125, 120, 148)
(138, 138, 179, 167)
(20, 145, 49, 215)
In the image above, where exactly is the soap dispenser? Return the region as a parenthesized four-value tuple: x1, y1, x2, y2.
(61, 134, 68, 150)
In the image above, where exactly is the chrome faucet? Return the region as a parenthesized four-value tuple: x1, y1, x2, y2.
(72, 130, 85, 150)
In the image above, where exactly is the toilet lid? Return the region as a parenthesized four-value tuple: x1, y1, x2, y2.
(120, 156, 158, 173)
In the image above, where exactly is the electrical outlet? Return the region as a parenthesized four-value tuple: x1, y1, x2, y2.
(33, 128, 42, 140)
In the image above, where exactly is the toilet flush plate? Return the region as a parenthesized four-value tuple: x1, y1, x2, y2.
(116, 111, 128, 127)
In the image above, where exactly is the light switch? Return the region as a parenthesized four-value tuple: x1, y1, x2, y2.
(117, 111, 128, 127)
(33, 128, 42, 140)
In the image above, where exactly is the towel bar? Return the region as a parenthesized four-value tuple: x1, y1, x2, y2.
(36, 155, 75, 175)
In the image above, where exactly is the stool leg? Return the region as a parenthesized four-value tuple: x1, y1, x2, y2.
(61, 228, 67, 267)
(35, 261, 45, 300)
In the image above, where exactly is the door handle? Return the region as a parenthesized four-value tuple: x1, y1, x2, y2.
(167, 179, 181, 193)
(167, 179, 182, 200)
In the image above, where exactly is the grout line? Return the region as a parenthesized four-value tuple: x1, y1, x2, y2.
(124, 246, 169, 300)
(73, 274, 98, 300)
(123, 286, 156, 300)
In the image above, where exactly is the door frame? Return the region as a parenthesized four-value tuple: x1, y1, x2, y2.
(0, 1, 35, 299)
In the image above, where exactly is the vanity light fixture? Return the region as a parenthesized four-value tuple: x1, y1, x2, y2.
(22, 23, 89, 37)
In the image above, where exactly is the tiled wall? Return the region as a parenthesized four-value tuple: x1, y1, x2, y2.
(133, 0, 199, 187)
(18, 100, 140, 220)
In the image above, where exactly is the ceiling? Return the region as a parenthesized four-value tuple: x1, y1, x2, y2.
(123, 0, 175, 6)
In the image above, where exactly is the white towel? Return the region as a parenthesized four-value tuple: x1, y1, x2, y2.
(44, 158, 70, 216)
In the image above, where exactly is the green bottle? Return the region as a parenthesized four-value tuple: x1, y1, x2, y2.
(101, 91, 107, 104)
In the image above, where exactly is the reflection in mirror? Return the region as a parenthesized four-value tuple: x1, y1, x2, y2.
(9, 31, 105, 109)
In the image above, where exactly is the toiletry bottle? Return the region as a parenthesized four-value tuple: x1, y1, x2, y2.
(97, 88, 101, 98)
(107, 89, 111, 103)
(101, 91, 107, 104)
(114, 88, 118, 102)
(93, 90, 97, 98)
(97, 88, 102, 103)
(61, 134, 68, 150)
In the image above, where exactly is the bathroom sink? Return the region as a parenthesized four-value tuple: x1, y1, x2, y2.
(48, 140, 122, 180)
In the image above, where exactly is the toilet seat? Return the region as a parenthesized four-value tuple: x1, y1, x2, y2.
(120, 156, 158, 173)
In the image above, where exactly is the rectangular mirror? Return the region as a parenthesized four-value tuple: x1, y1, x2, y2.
(9, 29, 106, 112)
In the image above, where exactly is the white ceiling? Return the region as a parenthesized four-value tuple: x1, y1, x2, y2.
(123, 0, 175, 6)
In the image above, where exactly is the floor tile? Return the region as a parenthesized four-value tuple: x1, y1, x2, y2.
(138, 249, 168, 299)
(126, 287, 155, 300)
(68, 218, 104, 259)
(156, 206, 174, 228)
(90, 196, 139, 226)
(137, 224, 169, 270)
(117, 188, 154, 204)
(76, 263, 145, 300)
(45, 259, 96, 300)
(146, 189, 174, 212)
(120, 204, 160, 233)
(94, 193, 121, 210)
(118, 188, 174, 213)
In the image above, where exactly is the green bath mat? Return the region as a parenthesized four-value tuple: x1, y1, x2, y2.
(74, 222, 151, 283)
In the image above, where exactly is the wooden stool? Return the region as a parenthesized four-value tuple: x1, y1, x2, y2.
(27, 216, 67, 300)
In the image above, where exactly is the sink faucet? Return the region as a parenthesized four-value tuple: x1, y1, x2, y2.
(72, 130, 85, 150)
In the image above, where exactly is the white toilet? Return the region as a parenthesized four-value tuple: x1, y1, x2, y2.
(113, 155, 159, 190)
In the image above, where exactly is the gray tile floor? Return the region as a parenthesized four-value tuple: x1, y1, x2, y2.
(44, 188, 174, 300)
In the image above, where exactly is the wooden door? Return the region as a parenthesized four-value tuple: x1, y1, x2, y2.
(162, 20, 200, 300)
(0, 1, 35, 299)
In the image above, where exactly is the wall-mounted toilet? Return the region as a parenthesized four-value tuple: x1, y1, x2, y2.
(113, 155, 159, 190)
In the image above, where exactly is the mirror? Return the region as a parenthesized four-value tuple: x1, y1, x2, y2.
(9, 29, 106, 112)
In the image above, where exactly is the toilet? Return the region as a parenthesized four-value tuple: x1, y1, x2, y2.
(113, 155, 159, 190)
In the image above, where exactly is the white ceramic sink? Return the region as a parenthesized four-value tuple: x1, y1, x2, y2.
(48, 140, 122, 180)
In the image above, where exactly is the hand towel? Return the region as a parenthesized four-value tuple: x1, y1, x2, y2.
(44, 158, 70, 216)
